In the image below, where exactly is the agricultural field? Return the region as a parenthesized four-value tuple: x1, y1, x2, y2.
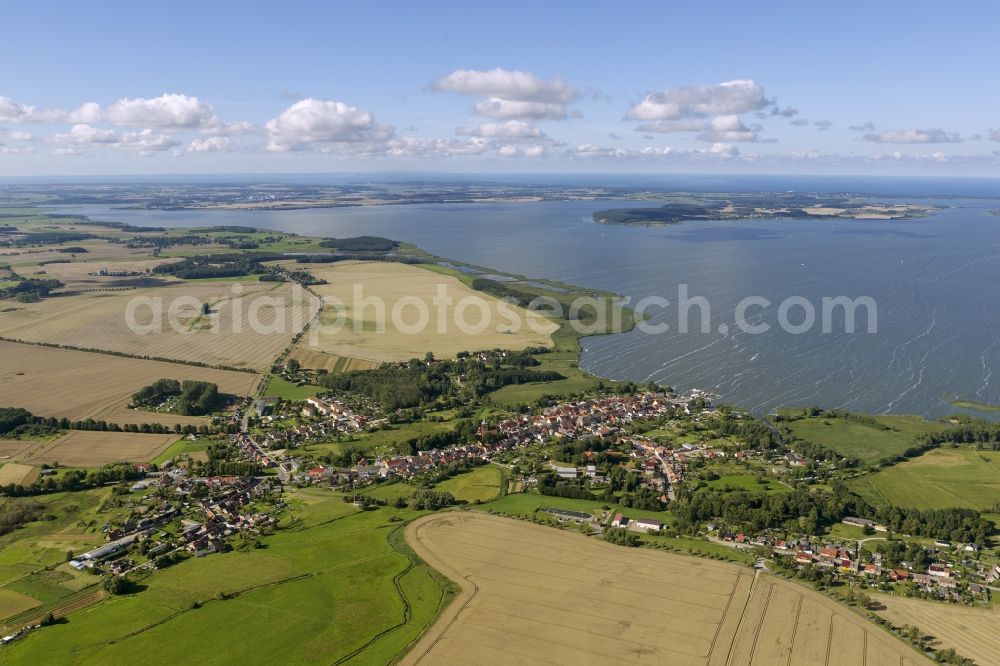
(2, 491, 454, 665)
(0, 463, 39, 486)
(403, 513, 930, 665)
(434, 465, 505, 502)
(850, 447, 1000, 510)
(0, 589, 42, 621)
(0, 238, 156, 273)
(26, 257, 183, 290)
(0, 341, 260, 425)
(284, 347, 378, 373)
(0, 439, 37, 465)
(23, 431, 180, 467)
(778, 411, 949, 464)
(291, 261, 557, 364)
(875, 593, 1000, 666)
(0, 281, 315, 371)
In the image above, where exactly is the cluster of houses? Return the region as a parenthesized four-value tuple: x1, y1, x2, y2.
(249, 396, 371, 449)
(69, 473, 276, 576)
(355, 443, 499, 482)
(765, 529, 991, 601)
(478, 392, 698, 445)
(180, 478, 274, 555)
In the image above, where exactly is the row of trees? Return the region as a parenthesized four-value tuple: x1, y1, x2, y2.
(2, 463, 142, 497)
(152, 251, 284, 279)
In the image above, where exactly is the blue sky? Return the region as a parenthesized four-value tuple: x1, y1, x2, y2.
(2, 1, 998, 176)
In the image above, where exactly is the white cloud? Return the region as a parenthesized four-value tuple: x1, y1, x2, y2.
(627, 80, 768, 121)
(187, 136, 234, 153)
(8, 131, 33, 141)
(571, 144, 630, 159)
(862, 128, 961, 144)
(628, 81, 778, 143)
(636, 118, 710, 133)
(849, 121, 876, 132)
(54, 123, 118, 144)
(694, 115, 767, 143)
(67, 102, 102, 124)
(105, 93, 218, 129)
(472, 98, 568, 120)
(708, 142, 739, 156)
(52, 123, 179, 156)
(497, 143, 550, 158)
(456, 120, 543, 140)
(431, 68, 577, 104)
(384, 136, 490, 158)
(0, 96, 34, 122)
(118, 129, 182, 155)
(433, 68, 578, 122)
(212, 120, 259, 136)
(265, 99, 393, 152)
(0, 95, 65, 123)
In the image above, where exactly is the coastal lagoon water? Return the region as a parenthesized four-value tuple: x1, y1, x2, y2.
(61, 189, 1000, 418)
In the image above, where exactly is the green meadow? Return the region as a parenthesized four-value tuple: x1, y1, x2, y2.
(2, 490, 455, 665)
(779, 410, 949, 464)
(434, 464, 506, 502)
(262, 375, 324, 401)
(850, 447, 1000, 511)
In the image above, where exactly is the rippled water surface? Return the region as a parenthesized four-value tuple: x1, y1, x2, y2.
(62, 184, 1000, 417)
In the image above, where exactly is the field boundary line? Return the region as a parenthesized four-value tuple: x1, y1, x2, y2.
(785, 592, 803, 666)
(824, 612, 834, 665)
(399, 517, 481, 666)
(0, 335, 261, 376)
(746, 581, 773, 665)
(724, 570, 759, 666)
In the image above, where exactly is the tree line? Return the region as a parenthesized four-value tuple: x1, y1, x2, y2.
(2, 463, 143, 497)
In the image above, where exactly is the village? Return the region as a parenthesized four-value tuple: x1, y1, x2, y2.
(16, 379, 990, 638)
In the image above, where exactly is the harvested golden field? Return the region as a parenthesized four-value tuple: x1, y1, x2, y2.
(31, 258, 183, 290)
(876, 594, 1000, 666)
(0, 281, 316, 371)
(285, 347, 379, 372)
(0, 440, 35, 462)
(0, 463, 38, 486)
(293, 262, 557, 363)
(24, 431, 179, 467)
(0, 341, 259, 424)
(0, 239, 151, 269)
(403, 513, 930, 666)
